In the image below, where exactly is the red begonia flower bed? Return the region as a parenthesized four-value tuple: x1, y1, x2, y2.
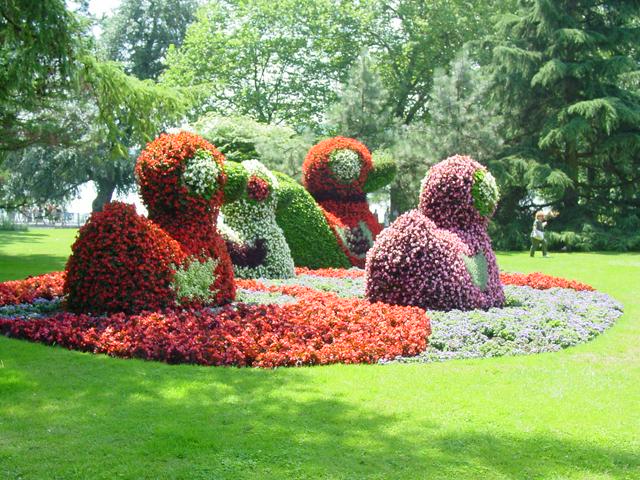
(0, 271, 429, 367)
(0, 269, 595, 367)
(498, 272, 594, 291)
(0, 271, 65, 305)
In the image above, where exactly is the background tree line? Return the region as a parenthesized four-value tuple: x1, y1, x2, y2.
(2, 0, 639, 250)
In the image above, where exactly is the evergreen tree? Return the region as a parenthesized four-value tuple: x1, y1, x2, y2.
(327, 50, 396, 151)
(490, 0, 640, 250)
(388, 50, 504, 216)
(424, 50, 503, 164)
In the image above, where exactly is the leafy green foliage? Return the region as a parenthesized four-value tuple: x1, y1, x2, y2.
(171, 257, 219, 304)
(100, 0, 197, 80)
(388, 49, 504, 216)
(162, 0, 362, 128)
(489, 0, 640, 250)
(192, 114, 313, 179)
(274, 171, 351, 269)
(358, 0, 517, 123)
(462, 251, 489, 291)
(222, 161, 249, 203)
(0, 0, 81, 155)
(327, 50, 396, 151)
(363, 150, 397, 193)
(162, 0, 516, 130)
(471, 170, 500, 217)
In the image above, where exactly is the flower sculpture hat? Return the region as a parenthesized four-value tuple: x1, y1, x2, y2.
(302, 137, 396, 267)
(366, 155, 505, 311)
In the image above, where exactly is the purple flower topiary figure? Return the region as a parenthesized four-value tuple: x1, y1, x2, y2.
(365, 155, 505, 311)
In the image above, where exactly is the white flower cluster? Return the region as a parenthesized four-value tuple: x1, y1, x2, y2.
(329, 149, 363, 184)
(221, 160, 295, 279)
(183, 149, 222, 199)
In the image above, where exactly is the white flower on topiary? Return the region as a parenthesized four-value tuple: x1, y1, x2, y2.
(183, 149, 222, 200)
(221, 160, 295, 279)
(328, 148, 362, 184)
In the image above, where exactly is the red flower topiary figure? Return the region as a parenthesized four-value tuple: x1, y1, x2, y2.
(366, 155, 505, 311)
(136, 131, 235, 304)
(302, 137, 395, 267)
(64, 202, 187, 314)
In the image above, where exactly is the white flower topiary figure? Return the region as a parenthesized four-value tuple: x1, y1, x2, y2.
(220, 160, 295, 279)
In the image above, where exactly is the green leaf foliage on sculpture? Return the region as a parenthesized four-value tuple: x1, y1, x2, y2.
(364, 150, 397, 193)
(171, 257, 220, 304)
(463, 252, 489, 292)
(471, 169, 500, 217)
(274, 171, 351, 269)
(222, 161, 250, 203)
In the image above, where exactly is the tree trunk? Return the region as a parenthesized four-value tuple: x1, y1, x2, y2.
(92, 180, 116, 212)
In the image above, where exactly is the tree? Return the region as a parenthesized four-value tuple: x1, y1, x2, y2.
(0, 0, 81, 155)
(423, 50, 503, 164)
(191, 114, 314, 180)
(489, 0, 640, 250)
(327, 50, 396, 151)
(161, 0, 363, 128)
(161, 0, 516, 130)
(1, 62, 193, 211)
(100, 0, 198, 80)
(384, 50, 504, 216)
(358, 0, 518, 123)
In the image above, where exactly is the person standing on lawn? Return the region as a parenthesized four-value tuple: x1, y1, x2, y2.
(530, 210, 559, 257)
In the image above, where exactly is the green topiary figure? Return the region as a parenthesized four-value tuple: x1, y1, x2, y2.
(273, 171, 351, 269)
(221, 160, 295, 279)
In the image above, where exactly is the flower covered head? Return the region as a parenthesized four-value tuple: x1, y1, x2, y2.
(136, 131, 227, 217)
(419, 155, 499, 228)
(303, 137, 373, 199)
(228, 159, 278, 208)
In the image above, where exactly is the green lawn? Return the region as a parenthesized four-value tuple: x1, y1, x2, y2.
(1, 229, 639, 479)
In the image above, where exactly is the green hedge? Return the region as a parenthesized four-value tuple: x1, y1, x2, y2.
(274, 171, 351, 269)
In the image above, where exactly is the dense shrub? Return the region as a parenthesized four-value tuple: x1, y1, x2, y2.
(221, 160, 295, 278)
(302, 137, 393, 267)
(274, 171, 351, 269)
(136, 131, 235, 304)
(64, 202, 187, 314)
(366, 155, 505, 311)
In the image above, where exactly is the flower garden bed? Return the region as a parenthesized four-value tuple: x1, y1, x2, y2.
(0, 269, 622, 367)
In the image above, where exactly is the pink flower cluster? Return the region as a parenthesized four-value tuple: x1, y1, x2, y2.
(366, 156, 505, 311)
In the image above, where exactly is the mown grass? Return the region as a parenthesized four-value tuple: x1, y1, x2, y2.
(0, 229, 639, 479)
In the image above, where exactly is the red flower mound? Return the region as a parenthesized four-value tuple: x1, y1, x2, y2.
(302, 137, 382, 268)
(64, 202, 187, 314)
(136, 131, 235, 304)
(500, 272, 594, 291)
(0, 271, 65, 305)
(0, 280, 430, 367)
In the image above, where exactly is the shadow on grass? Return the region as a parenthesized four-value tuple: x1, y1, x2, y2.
(0, 230, 51, 247)
(0, 254, 68, 281)
(1, 339, 638, 479)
